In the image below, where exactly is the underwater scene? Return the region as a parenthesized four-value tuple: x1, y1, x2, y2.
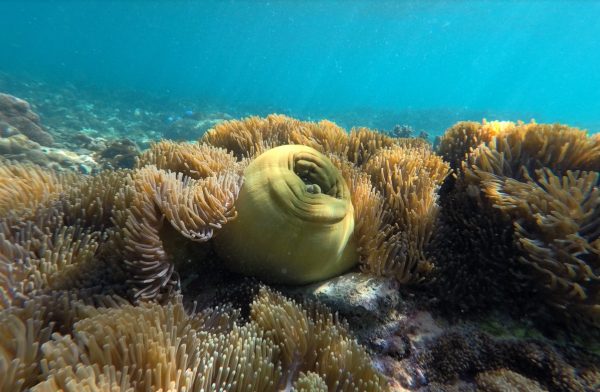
(1, 1, 600, 391)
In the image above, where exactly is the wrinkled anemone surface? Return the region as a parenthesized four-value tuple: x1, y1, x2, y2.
(215, 145, 357, 284)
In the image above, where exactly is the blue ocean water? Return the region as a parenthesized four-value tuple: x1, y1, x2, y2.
(1, 0, 599, 135)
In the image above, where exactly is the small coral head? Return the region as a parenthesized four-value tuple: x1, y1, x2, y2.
(215, 144, 357, 284)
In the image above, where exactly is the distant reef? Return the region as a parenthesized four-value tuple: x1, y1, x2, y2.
(1, 101, 600, 390)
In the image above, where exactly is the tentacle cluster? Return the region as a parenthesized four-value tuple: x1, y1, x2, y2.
(435, 120, 600, 326)
(2, 287, 387, 392)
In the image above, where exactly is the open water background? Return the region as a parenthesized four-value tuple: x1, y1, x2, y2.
(1, 0, 599, 135)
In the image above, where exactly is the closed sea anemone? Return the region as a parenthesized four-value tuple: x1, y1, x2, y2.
(214, 144, 357, 284)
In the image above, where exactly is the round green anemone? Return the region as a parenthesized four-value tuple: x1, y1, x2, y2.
(215, 145, 357, 284)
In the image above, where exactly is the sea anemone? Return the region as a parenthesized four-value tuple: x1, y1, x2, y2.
(0, 159, 79, 218)
(111, 165, 243, 300)
(203, 114, 448, 284)
(136, 140, 239, 179)
(436, 120, 513, 170)
(202, 114, 348, 159)
(214, 144, 357, 284)
(249, 287, 387, 391)
(434, 120, 600, 326)
(2, 287, 387, 391)
(362, 145, 449, 282)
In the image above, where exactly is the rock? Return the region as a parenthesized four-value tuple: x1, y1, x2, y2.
(95, 138, 139, 169)
(0, 131, 98, 172)
(309, 272, 400, 319)
(87, 138, 108, 152)
(284, 272, 402, 341)
(25, 149, 51, 166)
(0, 134, 40, 155)
(404, 310, 444, 345)
(0, 93, 54, 145)
(0, 121, 19, 137)
(163, 117, 224, 141)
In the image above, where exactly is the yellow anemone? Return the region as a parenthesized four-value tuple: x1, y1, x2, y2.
(215, 145, 357, 284)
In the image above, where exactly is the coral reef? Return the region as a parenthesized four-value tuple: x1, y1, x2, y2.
(0, 72, 231, 148)
(163, 115, 226, 141)
(284, 272, 402, 348)
(412, 326, 599, 391)
(1, 78, 233, 173)
(4, 106, 600, 391)
(389, 124, 415, 138)
(0, 93, 54, 146)
(362, 304, 600, 391)
(0, 133, 99, 173)
(0, 93, 103, 172)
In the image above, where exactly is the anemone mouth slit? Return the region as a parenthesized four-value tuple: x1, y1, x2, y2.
(293, 154, 342, 199)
